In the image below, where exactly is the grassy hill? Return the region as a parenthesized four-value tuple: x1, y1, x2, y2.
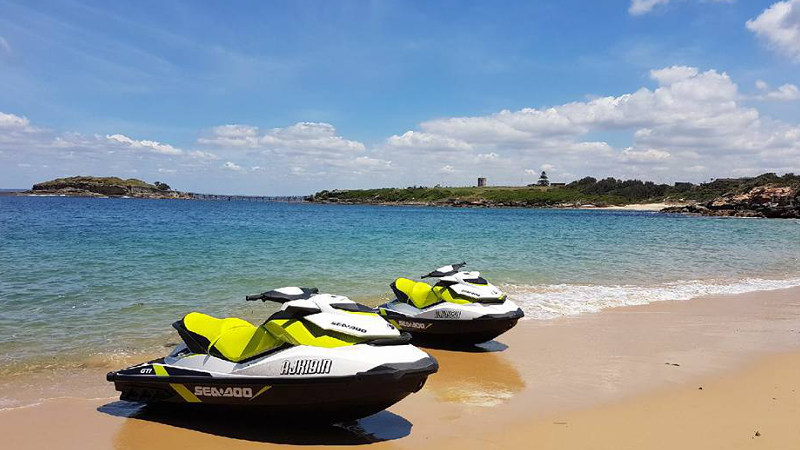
(33, 176, 161, 190)
(311, 173, 800, 207)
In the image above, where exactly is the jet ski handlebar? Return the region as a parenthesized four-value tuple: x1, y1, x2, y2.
(245, 287, 320, 303)
(422, 262, 467, 278)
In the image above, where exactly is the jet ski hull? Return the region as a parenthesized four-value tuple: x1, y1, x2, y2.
(381, 308, 524, 345)
(107, 357, 437, 422)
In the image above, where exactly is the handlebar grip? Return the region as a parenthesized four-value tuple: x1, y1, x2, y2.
(245, 293, 264, 301)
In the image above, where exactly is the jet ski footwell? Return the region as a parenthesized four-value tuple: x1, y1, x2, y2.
(107, 357, 437, 421)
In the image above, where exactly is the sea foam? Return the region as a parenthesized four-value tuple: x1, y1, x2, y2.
(504, 277, 800, 320)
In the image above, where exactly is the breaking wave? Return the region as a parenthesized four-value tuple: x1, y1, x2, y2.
(505, 276, 800, 320)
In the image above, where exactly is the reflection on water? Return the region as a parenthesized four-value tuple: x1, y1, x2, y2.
(98, 401, 412, 445)
(425, 341, 525, 407)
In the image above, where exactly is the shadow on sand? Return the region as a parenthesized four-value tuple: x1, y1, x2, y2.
(98, 401, 412, 445)
(415, 339, 509, 353)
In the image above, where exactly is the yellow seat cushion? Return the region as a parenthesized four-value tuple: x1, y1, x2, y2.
(183, 312, 280, 362)
(393, 278, 442, 309)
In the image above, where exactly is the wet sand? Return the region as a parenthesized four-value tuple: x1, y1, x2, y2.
(2, 286, 799, 449)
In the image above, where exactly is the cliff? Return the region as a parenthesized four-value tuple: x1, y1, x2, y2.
(27, 176, 192, 199)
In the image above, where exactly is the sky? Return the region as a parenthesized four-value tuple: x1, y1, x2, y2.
(1, 0, 799, 195)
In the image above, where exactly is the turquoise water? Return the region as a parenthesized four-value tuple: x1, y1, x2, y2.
(2, 196, 800, 371)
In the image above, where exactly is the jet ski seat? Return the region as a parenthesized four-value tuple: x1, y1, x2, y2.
(391, 278, 442, 309)
(173, 312, 281, 362)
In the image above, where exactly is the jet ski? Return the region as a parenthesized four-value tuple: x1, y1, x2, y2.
(377, 263, 524, 345)
(107, 287, 438, 422)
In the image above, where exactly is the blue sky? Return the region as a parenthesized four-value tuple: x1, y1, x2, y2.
(1, 0, 799, 194)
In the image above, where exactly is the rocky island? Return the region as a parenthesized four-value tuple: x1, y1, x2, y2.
(25, 176, 192, 199)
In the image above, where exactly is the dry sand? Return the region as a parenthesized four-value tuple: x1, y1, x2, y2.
(2, 287, 799, 449)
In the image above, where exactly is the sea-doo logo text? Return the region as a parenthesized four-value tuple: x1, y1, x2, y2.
(435, 310, 462, 319)
(280, 359, 332, 376)
(193, 386, 253, 398)
(398, 320, 431, 329)
(330, 321, 367, 334)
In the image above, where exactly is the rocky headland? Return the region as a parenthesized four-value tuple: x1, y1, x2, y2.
(310, 173, 800, 218)
(24, 176, 192, 199)
(661, 185, 800, 218)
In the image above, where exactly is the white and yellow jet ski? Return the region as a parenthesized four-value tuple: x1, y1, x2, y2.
(107, 287, 438, 422)
(377, 264, 524, 345)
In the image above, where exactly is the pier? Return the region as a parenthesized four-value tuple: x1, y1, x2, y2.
(188, 193, 310, 202)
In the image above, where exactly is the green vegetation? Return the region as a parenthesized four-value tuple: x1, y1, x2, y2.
(312, 173, 800, 206)
(154, 181, 172, 191)
(35, 176, 159, 189)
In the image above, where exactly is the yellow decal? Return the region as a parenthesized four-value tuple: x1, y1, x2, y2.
(170, 383, 202, 403)
(250, 385, 272, 400)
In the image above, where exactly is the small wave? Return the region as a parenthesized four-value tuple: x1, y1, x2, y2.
(505, 277, 800, 320)
(0, 400, 42, 412)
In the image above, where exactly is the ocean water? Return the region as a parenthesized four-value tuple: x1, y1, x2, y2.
(1, 196, 800, 373)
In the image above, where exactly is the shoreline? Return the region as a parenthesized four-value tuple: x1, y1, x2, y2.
(308, 199, 686, 211)
(2, 286, 799, 448)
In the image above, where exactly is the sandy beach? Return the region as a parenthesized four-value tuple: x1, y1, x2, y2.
(2, 286, 799, 449)
(580, 202, 684, 211)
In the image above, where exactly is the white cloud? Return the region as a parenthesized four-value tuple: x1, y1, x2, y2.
(767, 83, 800, 100)
(475, 152, 500, 161)
(199, 122, 365, 155)
(0, 37, 9, 54)
(629, 0, 732, 16)
(754, 80, 800, 101)
(620, 148, 671, 162)
(2, 64, 799, 193)
(187, 150, 219, 160)
(106, 134, 183, 155)
(649, 66, 699, 85)
(0, 113, 226, 191)
(378, 66, 800, 184)
(0, 112, 31, 130)
(385, 131, 473, 152)
(629, 0, 670, 16)
(352, 156, 392, 170)
(221, 161, 244, 171)
(196, 121, 396, 181)
(747, 0, 800, 62)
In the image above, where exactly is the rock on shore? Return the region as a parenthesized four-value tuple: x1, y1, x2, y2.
(661, 186, 799, 218)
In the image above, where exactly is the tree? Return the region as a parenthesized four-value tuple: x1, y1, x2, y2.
(154, 181, 171, 191)
(537, 171, 550, 186)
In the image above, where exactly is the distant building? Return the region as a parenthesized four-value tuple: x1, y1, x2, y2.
(477, 177, 487, 187)
(550, 182, 566, 187)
